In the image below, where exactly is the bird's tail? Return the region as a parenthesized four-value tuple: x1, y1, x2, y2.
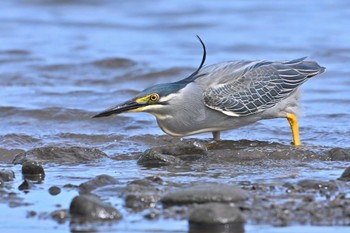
(283, 57, 325, 78)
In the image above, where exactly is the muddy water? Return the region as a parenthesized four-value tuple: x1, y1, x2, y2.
(1, 0, 350, 232)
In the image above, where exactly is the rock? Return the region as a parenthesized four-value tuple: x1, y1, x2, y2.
(0, 169, 15, 182)
(18, 179, 33, 191)
(138, 141, 207, 167)
(161, 183, 248, 206)
(0, 148, 25, 164)
(48, 186, 61, 196)
(69, 195, 122, 221)
(338, 166, 350, 181)
(51, 209, 69, 224)
(125, 193, 158, 210)
(26, 146, 108, 163)
(297, 179, 338, 192)
(79, 175, 118, 194)
(189, 203, 245, 224)
(138, 149, 182, 167)
(328, 148, 350, 161)
(123, 179, 160, 211)
(144, 209, 160, 220)
(21, 161, 45, 181)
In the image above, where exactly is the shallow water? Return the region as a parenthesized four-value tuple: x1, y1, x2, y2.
(1, 0, 350, 232)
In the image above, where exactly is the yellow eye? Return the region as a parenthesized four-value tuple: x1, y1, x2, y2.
(149, 93, 159, 102)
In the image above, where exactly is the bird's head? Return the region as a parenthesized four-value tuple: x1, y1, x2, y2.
(93, 35, 206, 119)
(92, 83, 186, 118)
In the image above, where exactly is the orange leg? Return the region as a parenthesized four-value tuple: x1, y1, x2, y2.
(287, 113, 301, 146)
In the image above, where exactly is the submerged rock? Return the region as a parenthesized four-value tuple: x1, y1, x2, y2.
(0, 169, 15, 182)
(26, 146, 108, 163)
(138, 141, 207, 167)
(0, 148, 25, 164)
(297, 179, 338, 192)
(69, 195, 122, 221)
(48, 186, 61, 196)
(338, 166, 350, 181)
(189, 203, 245, 224)
(21, 161, 45, 181)
(51, 209, 69, 224)
(18, 179, 33, 191)
(123, 177, 161, 211)
(79, 174, 118, 194)
(138, 150, 182, 166)
(162, 183, 247, 206)
(328, 148, 350, 161)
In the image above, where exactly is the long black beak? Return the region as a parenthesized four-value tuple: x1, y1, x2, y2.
(92, 99, 144, 118)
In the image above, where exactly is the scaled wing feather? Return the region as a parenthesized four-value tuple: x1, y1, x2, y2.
(203, 58, 324, 116)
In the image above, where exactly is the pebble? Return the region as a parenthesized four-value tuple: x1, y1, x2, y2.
(48, 186, 61, 196)
(21, 161, 45, 181)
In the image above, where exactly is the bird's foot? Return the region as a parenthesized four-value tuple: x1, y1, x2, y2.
(206, 131, 221, 149)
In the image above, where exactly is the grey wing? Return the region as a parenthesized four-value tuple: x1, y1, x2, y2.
(203, 57, 325, 117)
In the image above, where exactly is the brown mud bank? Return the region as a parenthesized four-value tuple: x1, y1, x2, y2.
(1, 139, 350, 232)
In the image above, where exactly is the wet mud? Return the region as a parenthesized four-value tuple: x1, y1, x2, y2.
(1, 139, 350, 232)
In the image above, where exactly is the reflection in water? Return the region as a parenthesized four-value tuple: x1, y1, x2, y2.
(189, 223, 245, 233)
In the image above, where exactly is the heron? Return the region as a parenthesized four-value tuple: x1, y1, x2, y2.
(93, 36, 325, 146)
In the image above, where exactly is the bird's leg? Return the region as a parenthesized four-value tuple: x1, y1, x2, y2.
(212, 131, 221, 141)
(287, 113, 301, 146)
(205, 131, 221, 150)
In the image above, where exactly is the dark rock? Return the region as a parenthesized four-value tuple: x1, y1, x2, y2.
(0, 169, 15, 182)
(138, 141, 207, 167)
(123, 180, 160, 212)
(145, 175, 163, 184)
(297, 179, 338, 192)
(69, 195, 122, 221)
(328, 148, 350, 161)
(48, 186, 61, 196)
(63, 183, 78, 189)
(129, 179, 155, 187)
(51, 209, 69, 224)
(157, 141, 207, 156)
(189, 203, 245, 224)
(12, 152, 27, 165)
(26, 210, 37, 218)
(189, 223, 244, 233)
(0, 148, 25, 164)
(26, 146, 108, 163)
(125, 193, 158, 210)
(18, 179, 33, 191)
(338, 166, 350, 181)
(162, 183, 248, 206)
(144, 209, 160, 220)
(138, 149, 182, 166)
(21, 161, 45, 181)
(79, 175, 118, 194)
